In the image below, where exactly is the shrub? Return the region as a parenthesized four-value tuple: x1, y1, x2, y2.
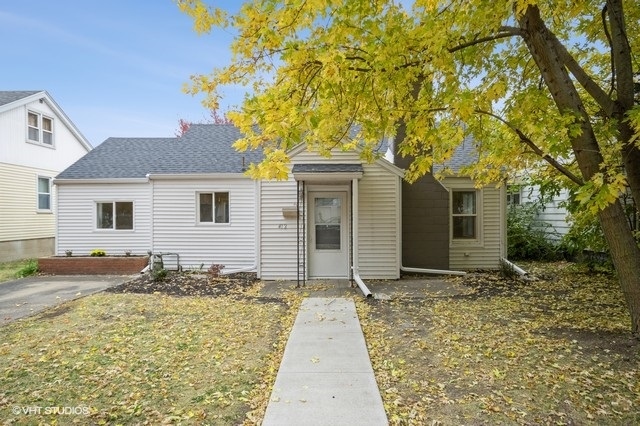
(208, 263, 225, 279)
(16, 259, 38, 278)
(507, 202, 563, 261)
(90, 249, 106, 257)
(152, 268, 168, 282)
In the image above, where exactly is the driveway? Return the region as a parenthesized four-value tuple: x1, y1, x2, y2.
(0, 275, 133, 325)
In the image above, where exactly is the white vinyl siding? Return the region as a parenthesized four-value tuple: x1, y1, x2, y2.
(446, 177, 505, 269)
(0, 163, 57, 242)
(259, 177, 299, 280)
(55, 183, 151, 256)
(259, 147, 402, 280)
(0, 102, 89, 171)
(521, 186, 570, 240)
(356, 162, 401, 279)
(151, 178, 257, 271)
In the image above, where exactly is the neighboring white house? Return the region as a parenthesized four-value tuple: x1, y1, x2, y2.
(0, 91, 92, 262)
(54, 124, 506, 280)
(508, 184, 571, 241)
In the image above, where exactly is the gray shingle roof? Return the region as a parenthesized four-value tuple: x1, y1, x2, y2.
(433, 135, 478, 174)
(56, 124, 264, 179)
(0, 90, 42, 106)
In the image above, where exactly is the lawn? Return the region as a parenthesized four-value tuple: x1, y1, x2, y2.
(0, 281, 300, 425)
(359, 262, 640, 425)
(0, 262, 638, 425)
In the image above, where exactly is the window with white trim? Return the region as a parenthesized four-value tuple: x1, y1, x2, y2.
(198, 192, 229, 223)
(27, 111, 54, 146)
(96, 202, 134, 230)
(37, 176, 51, 211)
(507, 187, 521, 206)
(452, 190, 477, 239)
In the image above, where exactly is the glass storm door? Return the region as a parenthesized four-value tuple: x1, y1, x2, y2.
(308, 192, 348, 278)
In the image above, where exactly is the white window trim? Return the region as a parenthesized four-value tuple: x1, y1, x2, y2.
(94, 201, 135, 231)
(26, 110, 55, 148)
(36, 176, 52, 213)
(450, 188, 483, 246)
(196, 191, 230, 225)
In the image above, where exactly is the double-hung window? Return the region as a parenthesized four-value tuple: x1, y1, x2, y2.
(452, 190, 477, 239)
(198, 192, 229, 223)
(37, 176, 51, 211)
(96, 202, 134, 230)
(27, 111, 54, 146)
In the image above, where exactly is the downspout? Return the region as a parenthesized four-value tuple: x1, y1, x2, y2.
(221, 263, 258, 276)
(351, 177, 373, 298)
(400, 265, 467, 276)
(500, 257, 527, 276)
(352, 267, 372, 298)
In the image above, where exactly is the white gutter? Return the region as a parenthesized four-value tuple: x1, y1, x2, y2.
(53, 178, 149, 185)
(500, 258, 527, 276)
(400, 265, 467, 276)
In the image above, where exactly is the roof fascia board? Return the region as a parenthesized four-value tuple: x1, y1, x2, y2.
(147, 173, 250, 180)
(293, 171, 363, 181)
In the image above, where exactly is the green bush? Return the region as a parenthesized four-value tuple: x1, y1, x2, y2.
(507, 203, 563, 261)
(16, 259, 38, 278)
(90, 249, 106, 257)
(152, 268, 168, 282)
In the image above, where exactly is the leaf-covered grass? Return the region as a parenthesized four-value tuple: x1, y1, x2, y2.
(0, 284, 299, 424)
(359, 261, 640, 425)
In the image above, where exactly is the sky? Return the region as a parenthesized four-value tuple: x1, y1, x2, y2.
(0, 0, 243, 146)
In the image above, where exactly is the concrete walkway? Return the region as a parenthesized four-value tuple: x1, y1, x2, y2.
(262, 297, 388, 426)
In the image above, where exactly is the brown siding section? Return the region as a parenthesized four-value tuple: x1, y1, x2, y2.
(39, 256, 148, 275)
(400, 175, 450, 269)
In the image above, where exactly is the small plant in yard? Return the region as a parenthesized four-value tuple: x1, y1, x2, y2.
(208, 263, 225, 279)
(152, 267, 168, 282)
(65, 250, 73, 257)
(90, 249, 106, 257)
(15, 259, 38, 278)
(124, 250, 132, 257)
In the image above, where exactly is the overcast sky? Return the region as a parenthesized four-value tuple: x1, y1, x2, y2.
(1, 0, 243, 146)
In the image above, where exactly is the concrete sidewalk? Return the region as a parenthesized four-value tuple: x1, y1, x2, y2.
(262, 297, 388, 426)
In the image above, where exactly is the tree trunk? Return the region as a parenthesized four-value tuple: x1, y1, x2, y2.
(606, 0, 640, 220)
(519, 5, 640, 335)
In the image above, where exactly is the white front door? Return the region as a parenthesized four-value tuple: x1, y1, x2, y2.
(308, 191, 349, 278)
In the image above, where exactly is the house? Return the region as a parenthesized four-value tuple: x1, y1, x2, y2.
(0, 91, 92, 262)
(54, 124, 506, 280)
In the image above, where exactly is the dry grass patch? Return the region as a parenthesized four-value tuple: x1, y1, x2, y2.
(0, 284, 298, 424)
(359, 262, 640, 425)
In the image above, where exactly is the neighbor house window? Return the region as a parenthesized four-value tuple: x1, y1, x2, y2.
(507, 187, 521, 206)
(452, 190, 477, 239)
(37, 176, 51, 211)
(198, 192, 229, 223)
(96, 202, 133, 230)
(27, 111, 54, 145)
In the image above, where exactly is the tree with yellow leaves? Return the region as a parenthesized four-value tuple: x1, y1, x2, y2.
(177, 0, 640, 335)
